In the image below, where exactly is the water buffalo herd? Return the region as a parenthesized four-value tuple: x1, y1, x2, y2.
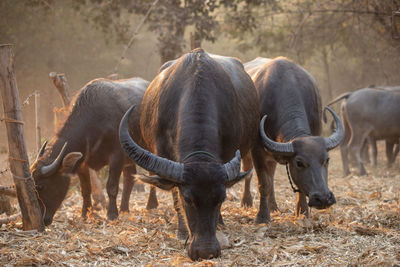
(30, 48, 398, 261)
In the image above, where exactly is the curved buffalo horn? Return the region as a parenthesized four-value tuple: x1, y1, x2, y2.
(40, 142, 68, 177)
(260, 115, 295, 156)
(119, 105, 184, 183)
(36, 140, 48, 161)
(223, 150, 242, 181)
(323, 106, 344, 150)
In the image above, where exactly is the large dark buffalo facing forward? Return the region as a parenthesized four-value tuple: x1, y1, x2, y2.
(327, 87, 400, 176)
(243, 57, 344, 223)
(30, 77, 149, 225)
(119, 49, 258, 260)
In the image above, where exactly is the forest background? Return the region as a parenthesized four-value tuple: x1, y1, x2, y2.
(1, 0, 399, 152)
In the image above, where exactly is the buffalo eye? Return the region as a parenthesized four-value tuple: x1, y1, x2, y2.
(295, 157, 308, 168)
(323, 157, 330, 166)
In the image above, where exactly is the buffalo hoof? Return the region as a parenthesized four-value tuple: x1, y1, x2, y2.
(343, 170, 350, 177)
(359, 169, 368, 176)
(267, 202, 279, 214)
(81, 206, 91, 219)
(255, 211, 271, 225)
(119, 195, 130, 212)
(107, 211, 118, 221)
(119, 205, 129, 213)
(241, 194, 253, 208)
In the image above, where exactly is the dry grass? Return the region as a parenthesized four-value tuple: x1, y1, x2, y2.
(0, 146, 399, 266)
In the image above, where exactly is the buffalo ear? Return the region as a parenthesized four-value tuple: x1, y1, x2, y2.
(225, 169, 253, 188)
(61, 152, 83, 173)
(134, 174, 176, 191)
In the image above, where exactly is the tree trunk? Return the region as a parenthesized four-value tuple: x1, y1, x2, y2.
(49, 72, 70, 132)
(322, 47, 333, 102)
(0, 44, 44, 231)
(49, 72, 71, 107)
(190, 32, 202, 50)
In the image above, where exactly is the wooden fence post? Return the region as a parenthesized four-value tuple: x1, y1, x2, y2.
(0, 44, 44, 231)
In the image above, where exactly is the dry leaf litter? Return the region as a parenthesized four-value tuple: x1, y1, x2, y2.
(0, 146, 399, 266)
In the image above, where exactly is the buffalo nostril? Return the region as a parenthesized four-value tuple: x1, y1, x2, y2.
(310, 193, 323, 204)
(309, 191, 336, 209)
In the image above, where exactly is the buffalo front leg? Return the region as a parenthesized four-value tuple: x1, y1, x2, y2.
(265, 161, 278, 213)
(340, 114, 351, 176)
(393, 143, 400, 164)
(349, 128, 370, 176)
(146, 186, 158, 210)
(106, 152, 124, 220)
(241, 152, 254, 207)
(370, 138, 378, 167)
(349, 142, 368, 176)
(295, 192, 309, 217)
(340, 143, 351, 176)
(120, 164, 136, 212)
(386, 140, 395, 168)
(251, 146, 273, 224)
(361, 138, 371, 165)
(172, 187, 188, 240)
(89, 169, 106, 210)
(77, 164, 92, 219)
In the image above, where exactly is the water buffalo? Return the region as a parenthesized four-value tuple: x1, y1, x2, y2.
(30, 77, 150, 225)
(242, 57, 344, 223)
(119, 49, 258, 260)
(327, 87, 400, 175)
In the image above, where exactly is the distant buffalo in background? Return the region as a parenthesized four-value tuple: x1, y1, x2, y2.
(327, 86, 400, 176)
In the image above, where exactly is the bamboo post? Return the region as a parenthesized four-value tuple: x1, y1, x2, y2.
(0, 44, 44, 231)
(35, 91, 41, 152)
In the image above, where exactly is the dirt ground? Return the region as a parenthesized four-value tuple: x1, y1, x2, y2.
(0, 144, 399, 266)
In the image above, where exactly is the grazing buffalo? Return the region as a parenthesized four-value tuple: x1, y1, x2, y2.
(243, 57, 344, 223)
(31, 77, 149, 225)
(327, 87, 400, 175)
(119, 49, 258, 260)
